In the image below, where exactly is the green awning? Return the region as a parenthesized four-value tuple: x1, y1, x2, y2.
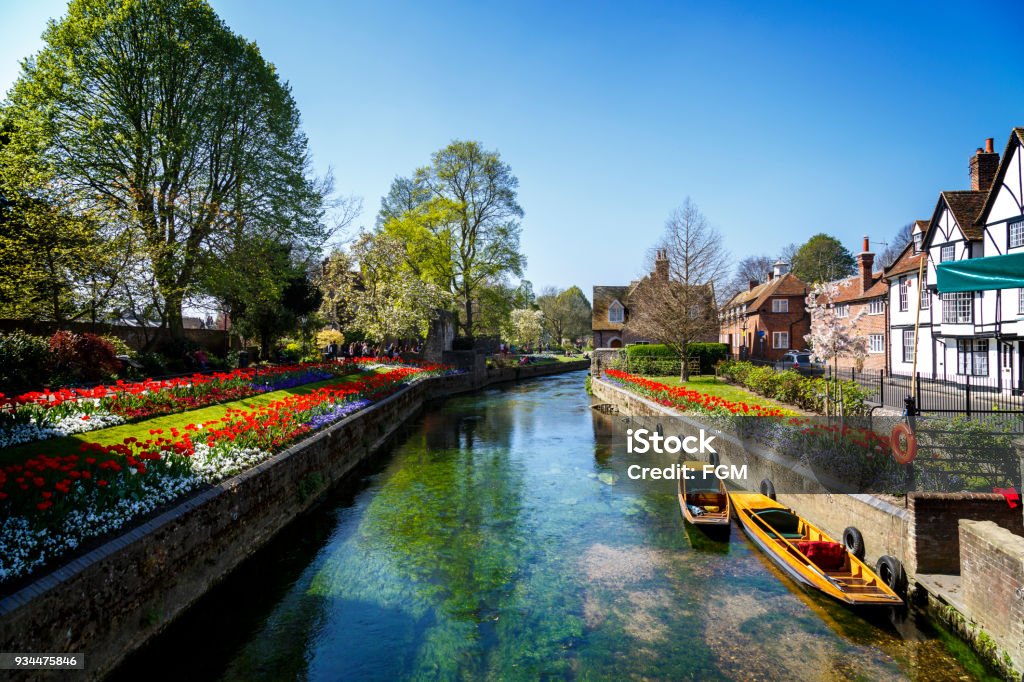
(935, 252, 1024, 293)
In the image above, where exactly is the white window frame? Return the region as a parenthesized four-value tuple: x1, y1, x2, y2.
(772, 331, 789, 349)
(957, 339, 989, 376)
(1019, 288, 1024, 315)
(1002, 343, 1013, 370)
(902, 330, 915, 363)
(868, 334, 884, 354)
(913, 232, 923, 253)
(898, 278, 908, 311)
(920, 277, 930, 310)
(608, 301, 623, 323)
(940, 244, 956, 262)
(942, 292, 973, 324)
(771, 298, 789, 313)
(868, 298, 884, 315)
(835, 304, 850, 318)
(1010, 220, 1024, 249)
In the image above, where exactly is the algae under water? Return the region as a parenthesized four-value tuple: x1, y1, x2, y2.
(112, 371, 998, 681)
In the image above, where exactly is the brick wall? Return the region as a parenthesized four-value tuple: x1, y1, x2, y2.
(959, 519, 1024, 672)
(910, 492, 1024, 574)
(834, 300, 888, 372)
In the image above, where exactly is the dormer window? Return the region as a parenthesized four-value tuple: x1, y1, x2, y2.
(913, 232, 923, 253)
(608, 300, 624, 323)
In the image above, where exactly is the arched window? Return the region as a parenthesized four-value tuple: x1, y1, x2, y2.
(608, 300, 624, 323)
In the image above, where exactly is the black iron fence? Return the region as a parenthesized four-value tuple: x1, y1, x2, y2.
(731, 355, 1024, 416)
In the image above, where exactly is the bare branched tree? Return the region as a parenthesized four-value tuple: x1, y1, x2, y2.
(626, 198, 729, 379)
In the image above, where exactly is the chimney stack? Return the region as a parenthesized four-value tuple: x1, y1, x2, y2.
(654, 249, 669, 280)
(858, 236, 874, 295)
(970, 137, 1000, 193)
(748, 279, 758, 291)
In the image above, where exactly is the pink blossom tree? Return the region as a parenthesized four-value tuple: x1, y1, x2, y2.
(804, 282, 867, 374)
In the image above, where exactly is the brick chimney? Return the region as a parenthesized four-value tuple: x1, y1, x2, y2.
(970, 137, 999, 192)
(654, 249, 669, 280)
(858, 236, 874, 294)
(748, 279, 758, 291)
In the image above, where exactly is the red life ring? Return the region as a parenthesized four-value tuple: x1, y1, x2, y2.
(891, 422, 918, 465)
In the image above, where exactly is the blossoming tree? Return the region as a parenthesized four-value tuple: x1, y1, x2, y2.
(805, 282, 867, 373)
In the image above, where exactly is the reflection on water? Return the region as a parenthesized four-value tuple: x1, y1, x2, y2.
(111, 371, 997, 681)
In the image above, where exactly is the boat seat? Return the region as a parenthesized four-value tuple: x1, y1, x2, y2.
(752, 509, 802, 539)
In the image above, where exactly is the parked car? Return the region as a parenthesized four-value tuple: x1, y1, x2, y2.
(774, 351, 825, 376)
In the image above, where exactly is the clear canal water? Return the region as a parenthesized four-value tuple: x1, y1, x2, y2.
(111, 371, 998, 681)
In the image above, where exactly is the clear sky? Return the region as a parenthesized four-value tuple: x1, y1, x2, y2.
(2, 0, 1023, 300)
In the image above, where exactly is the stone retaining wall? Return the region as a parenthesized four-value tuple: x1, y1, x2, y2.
(0, 362, 587, 681)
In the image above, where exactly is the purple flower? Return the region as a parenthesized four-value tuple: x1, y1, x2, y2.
(304, 399, 372, 430)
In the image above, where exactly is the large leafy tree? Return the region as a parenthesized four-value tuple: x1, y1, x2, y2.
(536, 285, 591, 345)
(791, 234, 856, 284)
(318, 233, 450, 342)
(379, 140, 525, 338)
(1, 0, 327, 337)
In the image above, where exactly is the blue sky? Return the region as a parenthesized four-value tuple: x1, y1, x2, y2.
(2, 1, 1023, 300)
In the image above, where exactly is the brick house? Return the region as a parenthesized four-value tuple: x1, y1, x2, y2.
(592, 250, 716, 348)
(825, 238, 889, 371)
(718, 261, 810, 361)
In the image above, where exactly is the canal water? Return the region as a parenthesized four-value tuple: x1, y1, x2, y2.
(112, 371, 997, 681)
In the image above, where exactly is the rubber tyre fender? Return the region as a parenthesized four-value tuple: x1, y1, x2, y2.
(842, 526, 866, 560)
(708, 452, 720, 468)
(759, 478, 776, 500)
(890, 422, 918, 465)
(875, 555, 907, 596)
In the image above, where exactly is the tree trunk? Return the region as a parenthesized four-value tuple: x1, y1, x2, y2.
(165, 293, 184, 340)
(463, 294, 474, 339)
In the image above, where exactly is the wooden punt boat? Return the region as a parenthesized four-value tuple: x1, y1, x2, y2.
(678, 461, 731, 529)
(730, 492, 903, 607)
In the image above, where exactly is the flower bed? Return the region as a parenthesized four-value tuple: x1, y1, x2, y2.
(0, 361, 459, 584)
(0, 358, 457, 450)
(603, 369, 789, 417)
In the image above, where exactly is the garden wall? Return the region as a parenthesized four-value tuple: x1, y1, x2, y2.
(0, 362, 586, 680)
(0, 319, 236, 355)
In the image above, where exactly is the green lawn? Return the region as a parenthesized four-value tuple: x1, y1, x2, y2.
(0, 372, 367, 466)
(648, 375, 792, 412)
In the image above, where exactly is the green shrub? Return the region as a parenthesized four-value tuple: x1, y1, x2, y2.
(687, 342, 729, 374)
(717, 359, 869, 416)
(624, 342, 729, 375)
(101, 334, 135, 358)
(282, 342, 302, 362)
(0, 331, 52, 394)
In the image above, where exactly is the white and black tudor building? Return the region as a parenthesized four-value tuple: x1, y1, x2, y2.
(894, 129, 1024, 392)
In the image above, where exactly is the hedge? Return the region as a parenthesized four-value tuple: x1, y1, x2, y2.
(717, 359, 868, 416)
(624, 343, 729, 375)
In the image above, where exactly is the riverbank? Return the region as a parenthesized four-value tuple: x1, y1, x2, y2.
(591, 373, 1023, 680)
(0, 358, 588, 681)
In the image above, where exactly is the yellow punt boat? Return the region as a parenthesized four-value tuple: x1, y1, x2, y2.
(678, 461, 731, 529)
(730, 492, 903, 607)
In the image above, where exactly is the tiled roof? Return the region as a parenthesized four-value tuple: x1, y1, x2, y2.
(941, 190, 987, 241)
(976, 128, 1024, 227)
(884, 240, 926, 278)
(722, 272, 808, 311)
(592, 285, 629, 331)
(828, 270, 887, 304)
